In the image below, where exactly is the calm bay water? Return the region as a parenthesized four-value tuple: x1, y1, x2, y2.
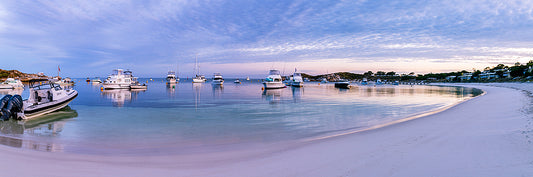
(0, 79, 482, 155)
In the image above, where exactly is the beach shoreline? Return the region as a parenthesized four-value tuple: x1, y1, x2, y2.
(1, 83, 532, 176)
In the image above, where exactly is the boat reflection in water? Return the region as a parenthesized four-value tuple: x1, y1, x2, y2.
(0, 88, 23, 96)
(193, 83, 202, 109)
(212, 84, 223, 99)
(262, 89, 283, 104)
(101, 89, 145, 107)
(291, 87, 303, 102)
(167, 83, 177, 97)
(0, 106, 77, 152)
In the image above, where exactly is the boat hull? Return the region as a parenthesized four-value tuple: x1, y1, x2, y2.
(290, 82, 303, 87)
(263, 82, 285, 89)
(192, 78, 206, 83)
(212, 80, 224, 85)
(22, 90, 78, 120)
(334, 82, 350, 89)
(103, 84, 131, 89)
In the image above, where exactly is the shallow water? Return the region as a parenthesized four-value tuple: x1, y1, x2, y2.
(0, 79, 482, 155)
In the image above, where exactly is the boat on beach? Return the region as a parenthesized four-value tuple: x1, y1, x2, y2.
(0, 79, 78, 120)
(334, 79, 350, 89)
(0, 78, 24, 89)
(262, 70, 285, 89)
(212, 73, 224, 85)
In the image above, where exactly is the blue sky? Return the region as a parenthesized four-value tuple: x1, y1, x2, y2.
(1, 0, 533, 78)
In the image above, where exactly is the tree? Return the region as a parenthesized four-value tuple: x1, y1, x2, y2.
(376, 71, 386, 76)
(363, 71, 373, 77)
(386, 71, 396, 76)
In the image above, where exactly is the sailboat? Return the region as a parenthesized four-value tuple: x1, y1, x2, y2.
(192, 55, 206, 83)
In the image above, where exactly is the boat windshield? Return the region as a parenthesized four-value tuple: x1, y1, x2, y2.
(269, 70, 280, 75)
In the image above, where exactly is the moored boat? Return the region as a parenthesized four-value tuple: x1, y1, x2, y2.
(166, 71, 179, 83)
(334, 79, 350, 89)
(234, 79, 241, 84)
(0, 78, 24, 89)
(212, 73, 224, 85)
(0, 79, 78, 120)
(290, 70, 304, 87)
(103, 69, 133, 89)
(262, 70, 285, 89)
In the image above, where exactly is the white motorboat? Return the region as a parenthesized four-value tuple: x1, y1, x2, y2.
(0, 79, 78, 120)
(212, 73, 224, 85)
(334, 79, 350, 89)
(166, 71, 179, 83)
(321, 78, 328, 83)
(92, 77, 102, 84)
(234, 79, 241, 84)
(53, 77, 75, 86)
(103, 69, 133, 89)
(0, 78, 24, 89)
(246, 77, 250, 81)
(262, 70, 285, 89)
(130, 77, 147, 90)
(290, 71, 304, 87)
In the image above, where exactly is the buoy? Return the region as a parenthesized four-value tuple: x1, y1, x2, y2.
(261, 87, 264, 90)
(100, 87, 104, 91)
(318, 83, 320, 85)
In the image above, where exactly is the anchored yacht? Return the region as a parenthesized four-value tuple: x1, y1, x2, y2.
(262, 70, 285, 89)
(166, 71, 179, 83)
(103, 69, 133, 89)
(212, 73, 224, 85)
(0, 78, 24, 89)
(0, 79, 78, 120)
(290, 70, 304, 87)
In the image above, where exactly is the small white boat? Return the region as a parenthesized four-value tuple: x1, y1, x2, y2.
(0, 79, 78, 120)
(334, 79, 350, 88)
(234, 79, 241, 84)
(53, 77, 75, 86)
(290, 71, 304, 87)
(92, 77, 102, 84)
(262, 70, 285, 89)
(166, 71, 179, 83)
(211, 73, 224, 85)
(103, 69, 133, 89)
(393, 81, 399, 85)
(246, 77, 250, 81)
(321, 78, 328, 83)
(130, 77, 147, 90)
(0, 78, 24, 89)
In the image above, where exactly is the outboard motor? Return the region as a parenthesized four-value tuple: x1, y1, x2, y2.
(0, 95, 12, 120)
(1, 95, 23, 120)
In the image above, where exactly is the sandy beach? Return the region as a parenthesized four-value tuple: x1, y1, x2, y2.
(1, 84, 532, 176)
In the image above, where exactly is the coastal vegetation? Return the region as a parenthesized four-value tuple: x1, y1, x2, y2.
(303, 60, 533, 82)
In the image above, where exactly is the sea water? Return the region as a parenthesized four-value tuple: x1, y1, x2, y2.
(0, 79, 482, 155)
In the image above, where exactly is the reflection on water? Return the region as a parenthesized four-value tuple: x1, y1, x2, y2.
(212, 85, 223, 98)
(0, 106, 77, 152)
(0, 89, 23, 96)
(262, 89, 282, 104)
(291, 87, 303, 102)
(0, 80, 484, 155)
(101, 89, 145, 107)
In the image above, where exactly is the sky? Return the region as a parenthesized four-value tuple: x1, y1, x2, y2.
(1, 0, 533, 78)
